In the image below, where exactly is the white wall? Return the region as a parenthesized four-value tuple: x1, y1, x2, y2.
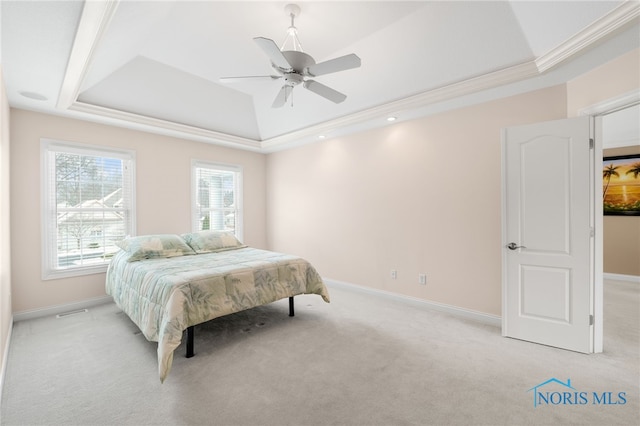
(602, 104, 640, 149)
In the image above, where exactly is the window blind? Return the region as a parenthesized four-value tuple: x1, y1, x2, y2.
(192, 161, 242, 239)
(42, 140, 135, 279)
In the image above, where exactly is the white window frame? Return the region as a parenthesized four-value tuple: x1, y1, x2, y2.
(191, 160, 243, 241)
(41, 139, 136, 280)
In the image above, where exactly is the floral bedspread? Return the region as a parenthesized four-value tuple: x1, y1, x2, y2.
(105, 247, 330, 382)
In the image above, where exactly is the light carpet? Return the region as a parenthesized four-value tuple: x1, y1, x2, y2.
(1, 280, 638, 426)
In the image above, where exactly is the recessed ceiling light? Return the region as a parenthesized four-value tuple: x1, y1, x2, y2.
(387, 116, 397, 122)
(318, 135, 326, 139)
(20, 91, 48, 101)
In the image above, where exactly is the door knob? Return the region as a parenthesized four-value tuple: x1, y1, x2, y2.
(507, 242, 526, 250)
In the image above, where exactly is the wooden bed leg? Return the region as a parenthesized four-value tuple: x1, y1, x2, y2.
(186, 326, 195, 358)
(289, 297, 295, 317)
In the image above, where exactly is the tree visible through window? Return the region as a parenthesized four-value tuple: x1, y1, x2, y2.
(192, 161, 242, 238)
(42, 140, 135, 279)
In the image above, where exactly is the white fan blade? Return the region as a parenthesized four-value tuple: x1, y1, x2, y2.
(272, 85, 292, 108)
(303, 80, 347, 104)
(219, 75, 281, 83)
(305, 53, 361, 77)
(254, 37, 293, 71)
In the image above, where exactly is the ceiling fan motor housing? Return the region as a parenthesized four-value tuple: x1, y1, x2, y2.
(273, 51, 316, 87)
(283, 73, 304, 86)
(279, 51, 315, 73)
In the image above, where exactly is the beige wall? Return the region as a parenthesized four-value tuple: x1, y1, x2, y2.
(266, 48, 640, 316)
(7, 49, 639, 318)
(568, 48, 640, 277)
(9, 110, 267, 313)
(567, 48, 640, 117)
(1, 69, 12, 382)
(266, 85, 568, 316)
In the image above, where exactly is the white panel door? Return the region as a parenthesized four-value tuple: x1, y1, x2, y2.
(502, 116, 593, 353)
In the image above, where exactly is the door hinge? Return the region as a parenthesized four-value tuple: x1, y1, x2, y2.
(590, 227, 595, 238)
(589, 315, 594, 326)
(589, 138, 594, 149)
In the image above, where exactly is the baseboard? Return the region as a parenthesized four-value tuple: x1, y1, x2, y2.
(323, 278, 501, 327)
(0, 316, 13, 414)
(12, 295, 114, 322)
(604, 273, 640, 283)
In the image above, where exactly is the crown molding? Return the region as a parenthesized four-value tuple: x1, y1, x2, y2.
(263, 3, 640, 152)
(261, 60, 540, 151)
(57, 1, 120, 110)
(49, 0, 544, 154)
(381, 61, 540, 112)
(536, 1, 640, 73)
(54, 0, 639, 154)
(69, 101, 262, 151)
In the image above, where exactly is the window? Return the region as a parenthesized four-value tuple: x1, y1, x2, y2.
(192, 160, 242, 239)
(42, 140, 135, 279)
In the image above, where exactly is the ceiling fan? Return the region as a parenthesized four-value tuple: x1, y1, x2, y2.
(220, 4, 361, 108)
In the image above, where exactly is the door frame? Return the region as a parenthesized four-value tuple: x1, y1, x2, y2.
(500, 89, 639, 354)
(579, 89, 640, 353)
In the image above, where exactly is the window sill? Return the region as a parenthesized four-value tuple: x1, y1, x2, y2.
(42, 264, 109, 281)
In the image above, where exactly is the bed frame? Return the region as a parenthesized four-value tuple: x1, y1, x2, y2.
(184, 296, 295, 358)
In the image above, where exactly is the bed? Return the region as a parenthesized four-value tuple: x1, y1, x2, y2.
(105, 232, 330, 382)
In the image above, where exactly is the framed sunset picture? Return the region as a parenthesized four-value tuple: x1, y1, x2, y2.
(603, 154, 640, 216)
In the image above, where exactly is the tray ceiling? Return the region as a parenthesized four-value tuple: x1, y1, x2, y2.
(2, 1, 639, 152)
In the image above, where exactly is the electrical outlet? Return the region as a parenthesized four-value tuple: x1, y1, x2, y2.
(391, 269, 397, 279)
(418, 273, 426, 285)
